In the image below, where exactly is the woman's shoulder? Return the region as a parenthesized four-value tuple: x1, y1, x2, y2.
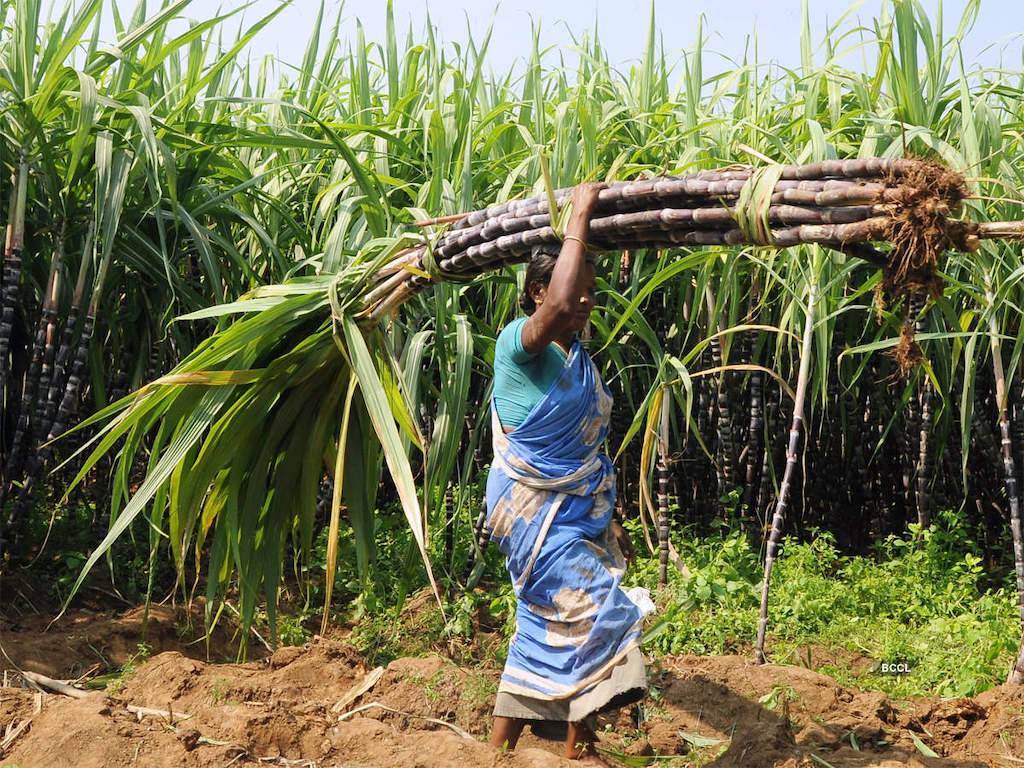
(495, 317, 527, 351)
(495, 317, 537, 367)
(496, 317, 527, 341)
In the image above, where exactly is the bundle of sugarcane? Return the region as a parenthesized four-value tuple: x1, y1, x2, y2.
(361, 158, 1024, 321)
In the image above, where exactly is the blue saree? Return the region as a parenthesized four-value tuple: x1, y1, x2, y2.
(485, 336, 645, 707)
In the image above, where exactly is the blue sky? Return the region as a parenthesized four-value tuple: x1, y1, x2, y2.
(105, 0, 1022, 75)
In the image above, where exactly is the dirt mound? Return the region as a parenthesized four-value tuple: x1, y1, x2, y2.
(2, 638, 568, 767)
(0, 603, 243, 679)
(632, 654, 1018, 766)
(2, 625, 1022, 766)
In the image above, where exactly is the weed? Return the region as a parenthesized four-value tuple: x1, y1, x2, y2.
(278, 613, 311, 647)
(209, 677, 230, 706)
(628, 509, 1017, 698)
(461, 672, 498, 708)
(105, 642, 152, 695)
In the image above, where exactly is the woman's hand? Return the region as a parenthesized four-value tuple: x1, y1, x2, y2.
(609, 520, 635, 567)
(567, 182, 605, 231)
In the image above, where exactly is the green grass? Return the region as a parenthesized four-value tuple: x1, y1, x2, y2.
(628, 508, 1018, 698)
(298, 501, 1019, 699)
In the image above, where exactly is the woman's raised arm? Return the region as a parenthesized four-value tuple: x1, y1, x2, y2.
(520, 183, 603, 353)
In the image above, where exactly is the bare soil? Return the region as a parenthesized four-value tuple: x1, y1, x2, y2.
(1, 605, 1022, 767)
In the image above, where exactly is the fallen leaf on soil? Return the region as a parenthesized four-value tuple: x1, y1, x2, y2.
(331, 665, 384, 713)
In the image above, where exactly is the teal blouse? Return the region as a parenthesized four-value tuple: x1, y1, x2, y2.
(493, 317, 568, 430)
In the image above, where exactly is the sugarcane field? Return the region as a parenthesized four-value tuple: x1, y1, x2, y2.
(7, 0, 1024, 765)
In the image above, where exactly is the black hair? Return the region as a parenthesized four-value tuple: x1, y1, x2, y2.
(519, 247, 559, 315)
(519, 245, 596, 315)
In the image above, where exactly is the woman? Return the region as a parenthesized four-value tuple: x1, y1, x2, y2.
(485, 183, 647, 764)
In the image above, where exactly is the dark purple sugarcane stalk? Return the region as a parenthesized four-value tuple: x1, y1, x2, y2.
(741, 280, 765, 525)
(47, 310, 95, 444)
(704, 286, 736, 518)
(987, 288, 1024, 626)
(461, 501, 492, 590)
(37, 224, 93, 444)
(2, 241, 62, 489)
(0, 158, 28, 413)
(6, 248, 104, 552)
(4, 310, 96, 555)
(916, 379, 934, 529)
(743, 364, 764, 521)
(48, 221, 105, 446)
(444, 158, 926, 234)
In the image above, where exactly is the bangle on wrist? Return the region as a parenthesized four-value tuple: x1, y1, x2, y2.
(563, 234, 587, 248)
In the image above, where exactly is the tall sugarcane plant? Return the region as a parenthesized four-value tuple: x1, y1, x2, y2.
(2, 0, 1024, 679)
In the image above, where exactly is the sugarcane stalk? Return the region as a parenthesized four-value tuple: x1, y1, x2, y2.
(363, 255, 424, 308)
(592, 217, 897, 250)
(48, 311, 95, 443)
(696, 345, 714, 529)
(366, 280, 416, 322)
(916, 377, 934, 529)
(743, 360, 764, 521)
(449, 157, 922, 231)
(436, 187, 899, 258)
(6, 231, 105, 554)
(986, 286, 1024, 626)
(1009, 633, 1024, 684)
(978, 221, 1024, 239)
(371, 247, 424, 281)
(755, 280, 819, 665)
(1014, 377, 1024, 529)
(382, 160, 988, 316)
(910, 296, 933, 530)
(705, 285, 736, 515)
(2, 239, 62, 490)
(437, 217, 897, 275)
(0, 156, 28, 404)
(37, 224, 93, 443)
(4, 310, 97, 554)
(593, 203, 887, 234)
(900, 294, 926, 520)
(657, 399, 671, 586)
(444, 483, 455, 576)
(618, 249, 632, 288)
(462, 501, 492, 590)
(35, 254, 64, 433)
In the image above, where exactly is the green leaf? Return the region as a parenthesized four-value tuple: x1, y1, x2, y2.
(908, 731, 939, 758)
(678, 730, 724, 748)
(339, 315, 442, 607)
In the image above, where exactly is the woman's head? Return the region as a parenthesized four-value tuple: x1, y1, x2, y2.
(520, 245, 597, 332)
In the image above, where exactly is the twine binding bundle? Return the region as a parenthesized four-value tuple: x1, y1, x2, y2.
(361, 158, 1024, 325)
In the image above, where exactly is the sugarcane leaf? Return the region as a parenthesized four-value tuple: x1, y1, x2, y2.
(678, 730, 724, 748)
(176, 298, 286, 320)
(426, 314, 473, 505)
(322, 375, 358, 634)
(64, 70, 97, 187)
(600, 251, 708, 347)
(339, 315, 442, 606)
(58, 387, 234, 620)
(908, 731, 939, 758)
(734, 164, 784, 245)
(345, 392, 382, 585)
